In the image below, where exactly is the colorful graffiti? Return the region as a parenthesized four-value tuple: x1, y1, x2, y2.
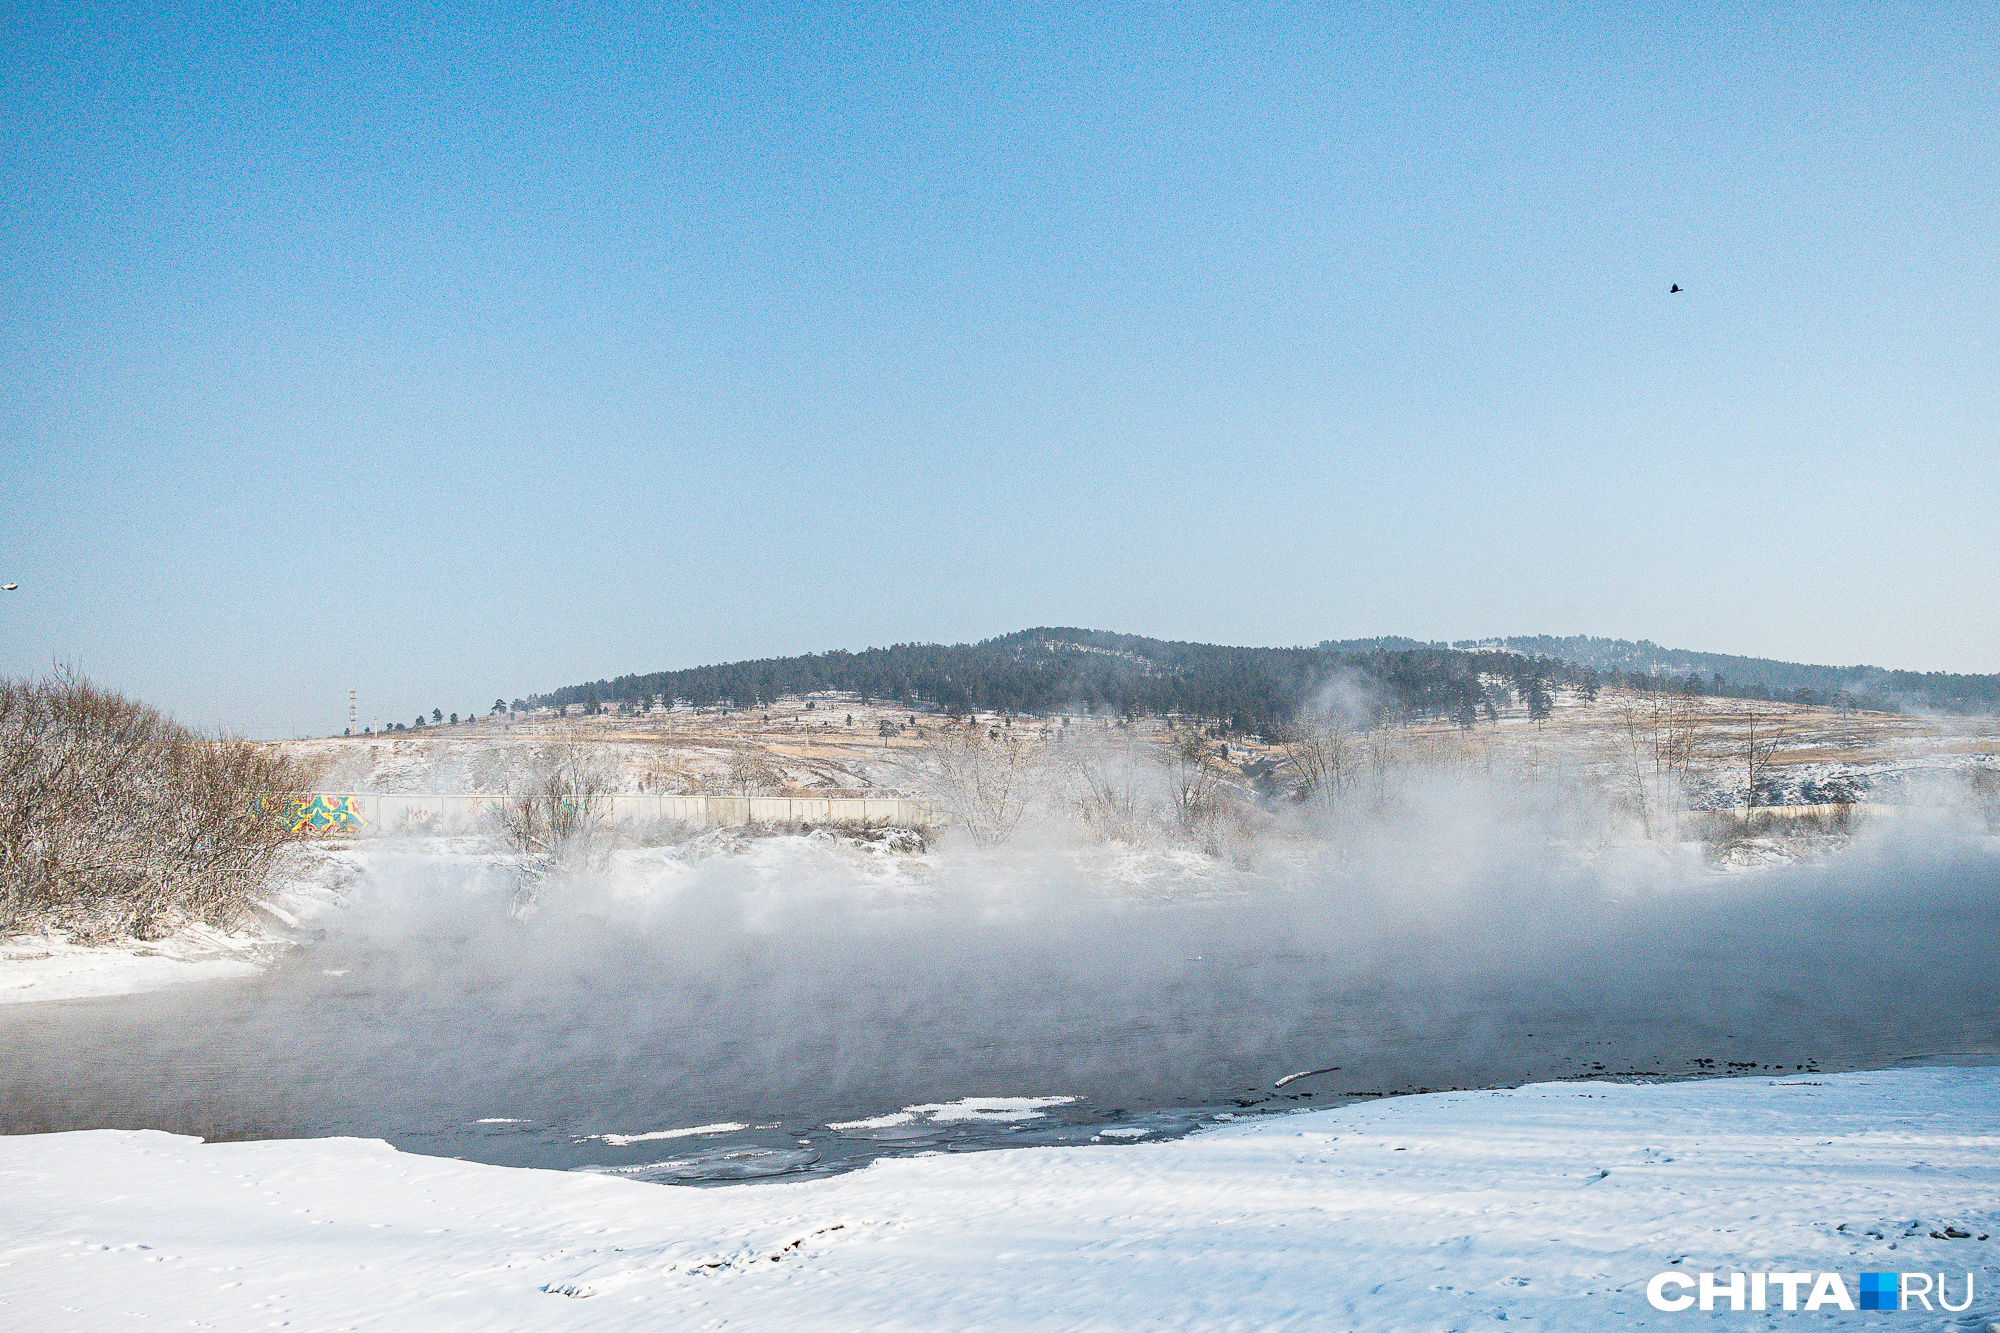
(265, 793, 369, 834)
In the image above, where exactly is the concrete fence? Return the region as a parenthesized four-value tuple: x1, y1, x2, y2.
(292, 792, 944, 836)
(284, 794, 1954, 838)
(1700, 802, 1905, 821)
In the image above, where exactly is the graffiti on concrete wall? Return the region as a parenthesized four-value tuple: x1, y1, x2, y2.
(255, 792, 940, 836)
(280, 793, 369, 833)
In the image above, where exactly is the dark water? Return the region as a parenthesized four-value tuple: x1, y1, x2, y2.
(3, 838, 1997, 1184)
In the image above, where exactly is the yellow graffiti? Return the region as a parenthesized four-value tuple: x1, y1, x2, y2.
(256, 793, 369, 833)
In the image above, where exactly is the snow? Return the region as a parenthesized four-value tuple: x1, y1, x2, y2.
(909, 1094, 1078, 1123)
(300, 709, 927, 800)
(824, 1111, 918, 1131)
(2, 1068, 1995, 1330)
(581, 1123, 748, 1146)
(0, 844, 358, 1006)
(827, 1095, 1079, 1130)
(0, 924, 270, 1005)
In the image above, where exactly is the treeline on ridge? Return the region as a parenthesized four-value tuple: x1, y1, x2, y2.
(528, 628, 1608, 736)
(1470, 635, 1999, 714)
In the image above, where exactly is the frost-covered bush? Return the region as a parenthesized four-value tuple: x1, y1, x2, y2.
(914, 721, 1035, 845)
(0, 670, 319, 940)
(499, 732, 617, 909)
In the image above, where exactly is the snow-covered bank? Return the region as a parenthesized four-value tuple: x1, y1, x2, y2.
(0, 845, 357, 1006)
(0, 923, 271, 1005)
(3, 1069, 1996, 1330)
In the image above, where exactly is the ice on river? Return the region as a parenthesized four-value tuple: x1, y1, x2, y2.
(827, 1095, 1079, 1130)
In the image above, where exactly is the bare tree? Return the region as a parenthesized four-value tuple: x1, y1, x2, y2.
(499, 729, 615, 900)
(1363, 725, 1406, 809)
(915, 719, 1035, 845)
(1283, 708, 1358, 808)
(1742, 711, 1781, 813)
(1608, 678, 1702, 838)
(1162, 732, 1225, 841)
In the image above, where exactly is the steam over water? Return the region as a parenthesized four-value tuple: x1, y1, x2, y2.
(4, 827, 1998, 1182)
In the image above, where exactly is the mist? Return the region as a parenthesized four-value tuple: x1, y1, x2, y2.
(4, 775, 1996, 1179)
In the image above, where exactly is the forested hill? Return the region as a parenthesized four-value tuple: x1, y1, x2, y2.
(528, 629, 1598, 736)
(529, 628, 1997, 732)
(1466, 635, 2000, 715)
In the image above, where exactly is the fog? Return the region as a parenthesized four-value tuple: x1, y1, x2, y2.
(4, 776, 1996, 1178)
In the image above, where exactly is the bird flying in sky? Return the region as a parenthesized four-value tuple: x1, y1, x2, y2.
(1670, 284, 1682, 293)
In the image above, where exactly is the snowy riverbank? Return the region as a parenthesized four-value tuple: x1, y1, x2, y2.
(0, 921, 273, 1005)
(3, 1067, 1996, 1330)
(0, 844, 359, 1006)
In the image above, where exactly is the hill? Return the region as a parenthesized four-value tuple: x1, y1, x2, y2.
(524, 629, 1591, 737)
(525, 628, 2000, 735)
(1457, 635, 1999, 714)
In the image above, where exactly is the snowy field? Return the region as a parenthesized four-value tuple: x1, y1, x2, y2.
(289, 686, 2000, 813)
(2, 1068, 1996, 1330)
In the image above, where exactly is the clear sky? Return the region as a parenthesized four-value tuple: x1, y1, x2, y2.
(4, 2, 1996, 735)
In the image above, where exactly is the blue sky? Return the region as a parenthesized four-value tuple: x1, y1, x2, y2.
(4, 2, 1996, 734)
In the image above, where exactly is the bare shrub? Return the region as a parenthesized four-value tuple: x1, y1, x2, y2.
(0, 669, 318, 941)
(1065, 742, 1145, 842)
(914, 720, 1035, 846)
(724, 747, 784, 795)
(1972, 769, 2000, 833)
(1051, 729, 1235, 849)
(1162, 733, 1225, 843)
(499, 731, 615, 885)
(1283, 708, 1360, 809)
(619, 814, 701, 849)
